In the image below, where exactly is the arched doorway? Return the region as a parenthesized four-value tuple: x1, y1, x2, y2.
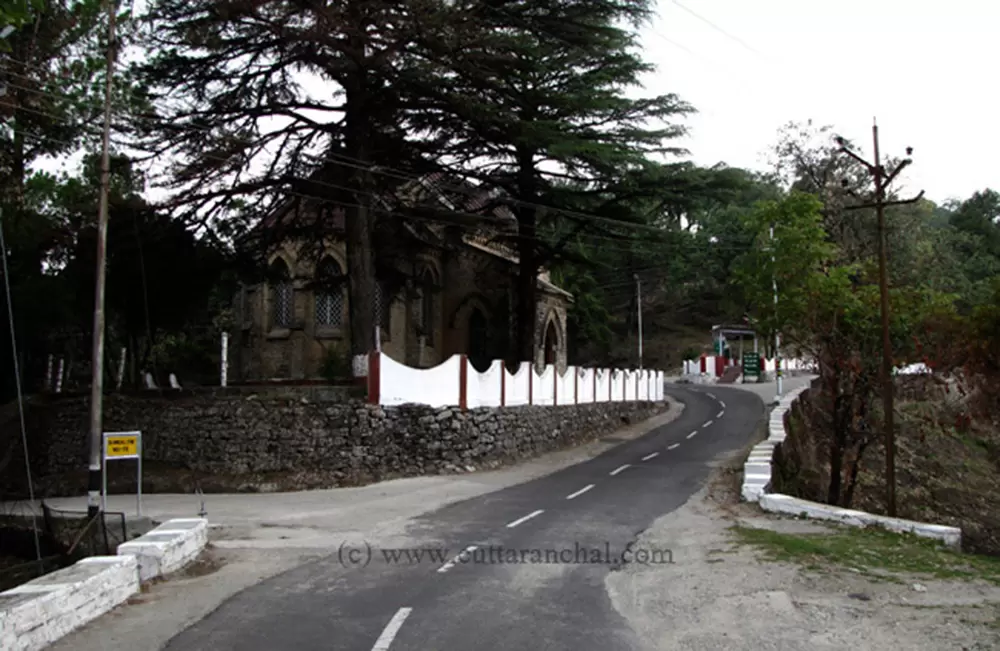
(544, 320, 558, 365)
(468, 307, 490, 372)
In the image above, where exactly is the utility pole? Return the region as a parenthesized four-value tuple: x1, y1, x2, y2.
(838, 119, 924, 518)
(86, 0, 118, 518)
(634, 273, 643, 370)
(770, 223, 782, 400)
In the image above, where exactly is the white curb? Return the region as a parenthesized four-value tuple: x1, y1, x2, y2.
(740, 384, 962, 548)
(0, 556, 139, 651)
(0, 517, 209, 650)
(758, 493, 962, 549)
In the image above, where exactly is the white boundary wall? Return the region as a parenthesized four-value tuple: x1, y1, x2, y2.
(373, 351, 664, 408)
(740, 384, 963, 549)
(682, 355, 813, 379)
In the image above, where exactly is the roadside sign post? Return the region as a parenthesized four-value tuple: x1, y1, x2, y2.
(102, 431, 142, 516)
(741, 352, 761, 383)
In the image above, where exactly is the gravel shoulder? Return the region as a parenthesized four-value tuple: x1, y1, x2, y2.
(605, 442, 1000, 651)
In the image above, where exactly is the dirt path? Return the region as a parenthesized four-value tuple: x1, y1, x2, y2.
(605, 447, 1000, 651)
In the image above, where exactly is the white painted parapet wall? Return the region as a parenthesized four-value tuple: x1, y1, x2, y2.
(367, 351, 665, 408)
(117, 518, 209, 582)
(740, 384, 963, 549)
(0, 517, 208, 651)
(0, 556, 139, 651)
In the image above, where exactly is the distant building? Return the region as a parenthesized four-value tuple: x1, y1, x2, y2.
(232, 171, 572, 381)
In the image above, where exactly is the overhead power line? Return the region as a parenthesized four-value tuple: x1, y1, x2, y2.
(669, 0, 762, 56)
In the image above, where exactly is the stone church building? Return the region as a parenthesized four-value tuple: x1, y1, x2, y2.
(231, 172, 572, 382)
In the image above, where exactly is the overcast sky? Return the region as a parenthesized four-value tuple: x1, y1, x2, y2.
(640, 0, 997, 204)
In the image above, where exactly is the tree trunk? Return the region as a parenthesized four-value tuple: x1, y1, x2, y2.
(514, 149, 538, 365)
(842, 440, 869, 508)
(343, 40, 376, 359)
(842, 375, 874, 508)
(826, 367, 845, 505)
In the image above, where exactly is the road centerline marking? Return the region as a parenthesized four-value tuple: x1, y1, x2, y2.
(668, 443, 680, 450)
(642, 452, 659, 461)
(610, 464, 630, 476)
(566, 484, 595, 500)
(719, 400, 726, 408)
(717, 410, 724, 418)
(707, 392, 717, 399)
(686, 431, 697, 439)
(437, 545, 478, 573)
(506, 509, 544, 528)
(372, 607, 413, 650)
(703, 420, 714, 428)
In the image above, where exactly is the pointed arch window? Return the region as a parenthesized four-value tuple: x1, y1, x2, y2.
(314, 257, 344, 327)
(270, 258, 293, 328)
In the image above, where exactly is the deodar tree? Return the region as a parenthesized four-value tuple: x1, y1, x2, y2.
(410, 0, 695, 363)
(139, 0, 456, 356)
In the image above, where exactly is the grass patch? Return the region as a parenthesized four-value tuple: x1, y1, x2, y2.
(731, 524, 1000, 585)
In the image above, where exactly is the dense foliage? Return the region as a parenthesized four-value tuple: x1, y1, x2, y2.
(0, 2, 996, 415)
(730, 123, 1000, 509)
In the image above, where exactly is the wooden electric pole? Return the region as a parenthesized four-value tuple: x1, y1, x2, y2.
(87, 0, 118, 518)
(838, 119, 924, 518)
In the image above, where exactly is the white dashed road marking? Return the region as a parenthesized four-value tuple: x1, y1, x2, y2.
(610, 464, 630, 476)
(566, 484, 595, 500)
(719, 401, 726, 409)
(668, 443, 680, 450)
(717, 410, 725, 418)
(438, 545, 479, 573)
(686, 430, 698, 439)
(703, 420, 714, 428)
(642, 452, 659, 461)
(372, 607, 413, 650)
(506, 510, 544, 529)
(707, 392, 717, 400)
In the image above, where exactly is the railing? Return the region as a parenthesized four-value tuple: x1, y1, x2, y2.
(364, 351, 665, 408)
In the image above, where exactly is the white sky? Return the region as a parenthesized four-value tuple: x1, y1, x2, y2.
(640, 0, 999, 204)
(43, 1, 994, 210)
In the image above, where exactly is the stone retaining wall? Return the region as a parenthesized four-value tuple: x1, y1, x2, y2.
(6, 392, 666, 496)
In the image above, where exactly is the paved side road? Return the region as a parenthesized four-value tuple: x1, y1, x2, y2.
(160, 386, 764, 651)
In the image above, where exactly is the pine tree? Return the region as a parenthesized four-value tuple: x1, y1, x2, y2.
(138, 0, 452, 356)
(410, 0, 695, 362)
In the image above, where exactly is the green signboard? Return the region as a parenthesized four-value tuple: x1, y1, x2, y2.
(742, 352, 761, 378)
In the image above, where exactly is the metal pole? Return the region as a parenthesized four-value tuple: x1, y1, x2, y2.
(137, 434, 142, 517)
(86, 0, 118, 518)
(739, 337, 744, 383)
(101, 435, 107, 512)
(873, 120, 896, 517)
(770, 223, 782, 399)
(635, 274, 643, 370)
(220, 331, 229, 387)
(115, 346, 126, 390)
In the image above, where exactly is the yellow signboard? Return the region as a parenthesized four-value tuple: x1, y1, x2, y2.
(105, 435, 138, 458)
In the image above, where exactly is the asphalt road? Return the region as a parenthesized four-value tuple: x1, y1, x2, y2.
(163, 385, 765, 651)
